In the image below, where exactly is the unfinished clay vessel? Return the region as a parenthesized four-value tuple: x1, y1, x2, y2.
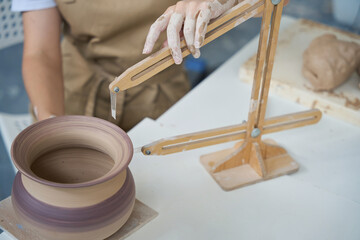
(11, 116, 135, 240)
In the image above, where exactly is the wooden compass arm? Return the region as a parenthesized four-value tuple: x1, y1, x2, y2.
(109, 0, 265, 92)
(141, 109, 321, 156)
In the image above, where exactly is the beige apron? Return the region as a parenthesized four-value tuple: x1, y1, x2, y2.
(53, 0, 189, 131)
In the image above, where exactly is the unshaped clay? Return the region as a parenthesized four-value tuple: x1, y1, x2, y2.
(302, 34, 360, 91)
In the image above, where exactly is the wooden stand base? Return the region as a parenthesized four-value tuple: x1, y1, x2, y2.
(200, 139, 299, 191)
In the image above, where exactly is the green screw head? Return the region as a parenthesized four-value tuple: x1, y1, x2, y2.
(114, 86, 120, 93)
(145, 150, 151, 155)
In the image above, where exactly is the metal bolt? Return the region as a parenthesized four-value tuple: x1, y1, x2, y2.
(145, 150, 151, 155)
(251, 128, 261, 138)
(271, 0, 281, 5)
(114, 86, 120, 93)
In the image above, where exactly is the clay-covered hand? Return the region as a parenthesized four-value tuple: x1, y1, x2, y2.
(143, 0, 237, 64)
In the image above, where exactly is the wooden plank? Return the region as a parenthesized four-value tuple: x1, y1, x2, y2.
(257, 0, 284, 128)
(239, 19, 360, 126)
(0, 197, 158, 240)
(245, 0, 274, 136)
(141, 109, 320, 156)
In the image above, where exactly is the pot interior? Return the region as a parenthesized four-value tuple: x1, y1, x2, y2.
(30, 146, 114, 184)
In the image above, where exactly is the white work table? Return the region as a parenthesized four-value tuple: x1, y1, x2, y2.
(1, 16, 360, 240)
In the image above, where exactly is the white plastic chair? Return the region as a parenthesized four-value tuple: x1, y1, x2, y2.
(0, 0, 30, 174)
(0, 0, 23, 49)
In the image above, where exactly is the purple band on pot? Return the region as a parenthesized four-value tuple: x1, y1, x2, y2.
(12, 168, 135, 232)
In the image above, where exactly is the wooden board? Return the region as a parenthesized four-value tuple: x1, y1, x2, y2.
(239, 19, 360, 126)
(0, 197, 158, 240)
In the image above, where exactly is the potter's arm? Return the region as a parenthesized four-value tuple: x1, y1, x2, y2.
(22, 8, 64, 120)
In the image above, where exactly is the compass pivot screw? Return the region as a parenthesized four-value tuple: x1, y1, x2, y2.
(251, 128, 261, 138)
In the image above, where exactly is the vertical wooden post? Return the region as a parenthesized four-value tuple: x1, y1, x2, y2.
(257, 0, 284, 129)
(245, 0, 274, 138)
(211, 0, 278, 174)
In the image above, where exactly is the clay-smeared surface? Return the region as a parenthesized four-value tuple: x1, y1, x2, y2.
(302, 34, 360, 91)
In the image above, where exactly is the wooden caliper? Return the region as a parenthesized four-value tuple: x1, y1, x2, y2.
(109, 0, 322, 191)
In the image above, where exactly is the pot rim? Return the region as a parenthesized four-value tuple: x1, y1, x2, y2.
(11, 115, 133, 188)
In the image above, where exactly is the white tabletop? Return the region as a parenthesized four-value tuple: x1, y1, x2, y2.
(1, 16, 360, 240)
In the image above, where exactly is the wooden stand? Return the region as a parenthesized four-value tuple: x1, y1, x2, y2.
(140, 0, 321, 191)
(200, 139, 299, 191)
(111, 0, 322, 192)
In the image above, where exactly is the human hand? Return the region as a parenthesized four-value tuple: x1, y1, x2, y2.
(33, 106, 57, 121)
(143, 0, 237, 64)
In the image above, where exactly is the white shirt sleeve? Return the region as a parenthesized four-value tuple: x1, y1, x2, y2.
(11, 0, 57, 12)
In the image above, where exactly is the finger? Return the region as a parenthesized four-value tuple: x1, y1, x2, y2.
(33, 106, 39, 119)
(183, 2, 197, 57)
(162, 27, 183, 48)
(193, 47, 201, 58)
(143, 7, 174, 54)
(194, 6, 211, 49)
(184, 17, 197, 56)
(167, 12, 185, 64)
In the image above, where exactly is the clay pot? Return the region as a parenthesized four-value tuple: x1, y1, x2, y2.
(11, 116, 135, 240)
